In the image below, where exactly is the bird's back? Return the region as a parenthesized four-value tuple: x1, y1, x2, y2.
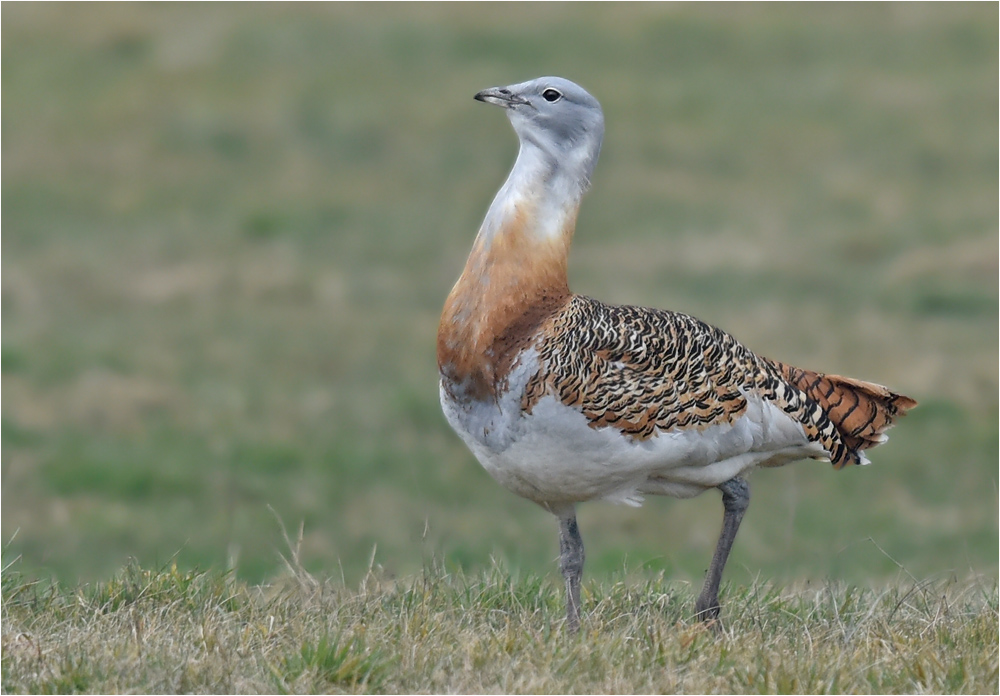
(522, 295, 916, 471)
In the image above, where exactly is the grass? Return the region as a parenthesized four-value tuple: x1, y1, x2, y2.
(2, 557, 997, 694)
(2, 0, 997, 608)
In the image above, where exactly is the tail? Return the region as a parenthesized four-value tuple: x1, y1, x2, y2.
(774, 362, 918, 468)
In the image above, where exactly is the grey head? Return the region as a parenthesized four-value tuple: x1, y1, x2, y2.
(475, 76, 605, 188)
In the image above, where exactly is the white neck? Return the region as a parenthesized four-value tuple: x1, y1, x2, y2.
(475, 138, 590, 249)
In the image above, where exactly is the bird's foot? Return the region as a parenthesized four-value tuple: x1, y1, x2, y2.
(695, 595, 723, 633)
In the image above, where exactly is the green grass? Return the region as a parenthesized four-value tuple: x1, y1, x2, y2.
(2, 560, 997, 693)
(2, 2, 997, 600)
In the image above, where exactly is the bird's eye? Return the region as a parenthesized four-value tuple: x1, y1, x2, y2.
(542, 88, 563, 103)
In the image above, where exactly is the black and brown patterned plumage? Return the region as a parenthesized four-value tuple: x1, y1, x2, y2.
(520, 295, 916, 469)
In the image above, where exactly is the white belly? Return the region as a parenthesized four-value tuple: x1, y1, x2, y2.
(439, 351, 826, 507)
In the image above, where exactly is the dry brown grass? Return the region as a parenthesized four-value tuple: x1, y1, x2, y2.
(2, 556, 997, 694)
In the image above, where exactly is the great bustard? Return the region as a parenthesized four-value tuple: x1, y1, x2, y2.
(437, 76, 916, 631)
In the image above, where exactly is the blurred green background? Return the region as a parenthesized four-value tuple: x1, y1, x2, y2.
(3, 4, 997, 588)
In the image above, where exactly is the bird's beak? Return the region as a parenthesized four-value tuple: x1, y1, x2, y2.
(474, 86, 529, 108)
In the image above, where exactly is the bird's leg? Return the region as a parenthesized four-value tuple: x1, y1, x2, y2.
(695, 476, 750, 627)
(558, 510, 585, 633)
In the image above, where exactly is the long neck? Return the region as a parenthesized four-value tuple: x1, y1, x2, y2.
(437, 141, 582, 400)
(475, 140, 586, 260)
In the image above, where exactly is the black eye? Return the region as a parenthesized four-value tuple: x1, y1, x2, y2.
(542, 88, 563, 103)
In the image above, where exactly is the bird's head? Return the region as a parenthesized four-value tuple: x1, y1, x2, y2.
(475, 76, 604, 186)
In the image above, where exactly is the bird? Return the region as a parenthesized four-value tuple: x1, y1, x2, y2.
(436, 76, 917, 632)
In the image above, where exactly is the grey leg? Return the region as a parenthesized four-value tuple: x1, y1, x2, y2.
(558, 510, 585, 632)
(695, 476, 750, 626)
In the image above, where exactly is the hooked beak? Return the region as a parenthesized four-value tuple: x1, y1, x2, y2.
(474, 86, 529, 108)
